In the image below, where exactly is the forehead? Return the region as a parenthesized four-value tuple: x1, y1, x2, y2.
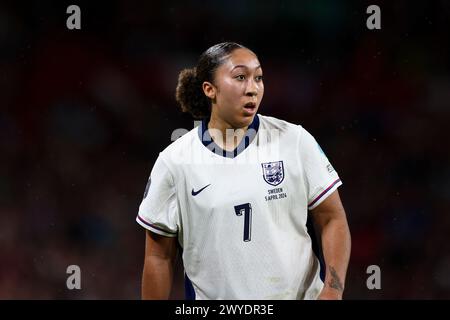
(221, 48, 261, 70)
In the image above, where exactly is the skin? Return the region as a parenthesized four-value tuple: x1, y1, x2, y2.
(141, 230, 177, 299)
(202, 48, 264, 151)
(310, 190, 351, 300)
(141, 48, 351, 300)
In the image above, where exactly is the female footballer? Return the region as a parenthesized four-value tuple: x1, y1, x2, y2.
(136, 42, 351, 300)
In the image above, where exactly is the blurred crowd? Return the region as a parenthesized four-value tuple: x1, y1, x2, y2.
(1, 1, 449, 299)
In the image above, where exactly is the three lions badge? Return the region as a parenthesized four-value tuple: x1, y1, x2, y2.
(261, 161, 284, 186)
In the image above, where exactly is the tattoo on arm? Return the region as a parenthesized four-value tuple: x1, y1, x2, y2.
(328, 266, 344, 292)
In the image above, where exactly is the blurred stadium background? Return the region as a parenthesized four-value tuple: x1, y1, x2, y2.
(1, 0, 449, 299)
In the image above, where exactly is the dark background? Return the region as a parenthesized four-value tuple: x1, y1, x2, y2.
(1, 0, 449, 299)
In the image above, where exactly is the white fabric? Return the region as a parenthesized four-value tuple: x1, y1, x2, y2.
(137, 114, 342, 300)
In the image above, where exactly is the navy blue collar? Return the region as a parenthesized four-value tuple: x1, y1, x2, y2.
(198, 115, 260, 158)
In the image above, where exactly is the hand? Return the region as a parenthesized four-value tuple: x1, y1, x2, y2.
(317, 287, 343, 300)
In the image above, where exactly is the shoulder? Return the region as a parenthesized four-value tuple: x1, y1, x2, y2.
(258, 114, 299, 130)
(257, 114, 306, 139)
(158, 125, 199, 166)
(257, 114, 321, 152)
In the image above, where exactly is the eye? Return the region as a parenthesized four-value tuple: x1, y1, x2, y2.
(255, 75, 264, 82)
(235, 75, 246, 81)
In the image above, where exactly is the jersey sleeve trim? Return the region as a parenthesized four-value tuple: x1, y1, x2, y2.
(136, 214, 177, 237)
(308, 178, 342, 210)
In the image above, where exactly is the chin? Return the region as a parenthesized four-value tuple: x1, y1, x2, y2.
(235, 115, 255, 128)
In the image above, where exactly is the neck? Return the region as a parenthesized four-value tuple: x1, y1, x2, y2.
(208, 113, 250, 152)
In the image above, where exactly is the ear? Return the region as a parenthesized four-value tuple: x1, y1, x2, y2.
(202, 81, 216, 100)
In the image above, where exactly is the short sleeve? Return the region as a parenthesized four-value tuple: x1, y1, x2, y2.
(298, 126, 343, 210)
(136, 154, 179, 237)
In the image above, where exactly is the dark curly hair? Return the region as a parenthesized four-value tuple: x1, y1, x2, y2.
(175, 42, 249, 119)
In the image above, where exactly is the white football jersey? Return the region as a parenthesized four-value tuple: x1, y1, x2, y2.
(136, 114, 342, 300)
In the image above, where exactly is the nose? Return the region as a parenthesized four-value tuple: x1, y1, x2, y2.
(245, 78, 258, 97)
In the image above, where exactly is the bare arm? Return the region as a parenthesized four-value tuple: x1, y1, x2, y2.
(310, 190, 351, 300)
(141, 230, 178, 299)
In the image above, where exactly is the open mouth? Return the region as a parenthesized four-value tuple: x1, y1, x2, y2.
(243, 102, 257, 116)
(244, 102, 257, 110)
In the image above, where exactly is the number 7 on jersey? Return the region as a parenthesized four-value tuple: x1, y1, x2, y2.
(234, 203, 252, 242)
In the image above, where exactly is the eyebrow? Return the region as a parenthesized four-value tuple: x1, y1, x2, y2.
(231, 65, 261, 71)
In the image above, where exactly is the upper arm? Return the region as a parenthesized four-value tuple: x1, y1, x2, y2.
(309, 189, 347, 232)
(297, 126, 342, 210)
(137, 155, 180, 237)
(145, 230, 178, 261)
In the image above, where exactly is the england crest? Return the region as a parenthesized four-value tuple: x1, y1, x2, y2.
(261, 161, 285, 186)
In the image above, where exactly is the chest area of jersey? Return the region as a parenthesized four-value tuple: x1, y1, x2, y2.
(183, 159, 299, 209)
